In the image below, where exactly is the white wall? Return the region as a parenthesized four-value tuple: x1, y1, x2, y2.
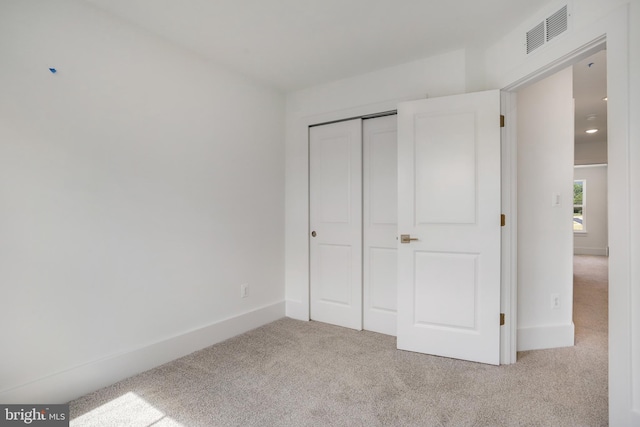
(285, 50, 468, 319)
(574, 165, 608, 255)
(484, 1, 639, 424)
(575, 139, 608, 164)
(286, 50, 467, 117)
(484, 0, 629, 88)
(0, 0, 285, 403)
(516, 67, 575, 350)
(630, 2, 640, 423)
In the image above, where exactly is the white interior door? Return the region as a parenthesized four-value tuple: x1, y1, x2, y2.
(396, 90, 502, 365)
(363, 115, 398, 336)
(309, 119, 362, 330)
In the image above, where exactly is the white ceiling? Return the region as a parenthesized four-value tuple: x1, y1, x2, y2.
(85, 0, 553, 91)
(83, 0, 605, 148)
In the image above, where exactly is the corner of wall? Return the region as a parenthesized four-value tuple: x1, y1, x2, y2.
(285, 300, 309, 321)
(0, 302, 285, 404)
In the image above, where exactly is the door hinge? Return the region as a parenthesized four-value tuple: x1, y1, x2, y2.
(500, 313, 505, 326)
(501, 214, 506, 227)
(500, 115, 505, 128)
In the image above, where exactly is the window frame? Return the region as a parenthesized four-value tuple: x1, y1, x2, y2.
(573, 179, 587, 233)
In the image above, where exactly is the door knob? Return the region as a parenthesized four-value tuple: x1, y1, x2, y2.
(311, 231, 317, 237)
(400, 234, 419, 244)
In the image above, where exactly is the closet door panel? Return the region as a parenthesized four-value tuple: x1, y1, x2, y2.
(363, 115, 398, 336)
(309, 119, 362, 330)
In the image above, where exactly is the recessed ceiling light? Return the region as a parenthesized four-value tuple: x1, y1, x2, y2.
(603, 97, 608, 101)
(586, 114, 597, 121)
(586, 129, 599, 134)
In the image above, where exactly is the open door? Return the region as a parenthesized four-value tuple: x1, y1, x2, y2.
(396, 90, 501, 365)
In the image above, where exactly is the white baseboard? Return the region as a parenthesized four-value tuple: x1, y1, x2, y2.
(0, 301, 285, 404)
(517, 323, 575, 351)
(574, 247, 608, 256)
(285, 299, 309, 321)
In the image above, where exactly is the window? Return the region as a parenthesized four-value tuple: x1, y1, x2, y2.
(573, 179, 586, 232)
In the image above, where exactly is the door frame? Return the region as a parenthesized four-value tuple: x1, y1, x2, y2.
(500, 35, 608, 363)
(498, 6, 631, 423)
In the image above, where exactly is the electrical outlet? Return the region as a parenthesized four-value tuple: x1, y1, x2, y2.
(551, 293, 560, 309)
(240, 284, 249, 298)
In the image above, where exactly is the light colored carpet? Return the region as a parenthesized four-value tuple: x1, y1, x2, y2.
(69, 255, 608, 426)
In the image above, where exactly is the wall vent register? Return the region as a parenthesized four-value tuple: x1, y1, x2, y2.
(526, 5, 569, 54)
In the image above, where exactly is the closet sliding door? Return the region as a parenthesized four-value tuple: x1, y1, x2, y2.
(309, 119, 363, 330)
(309, 115, 398, 334)
(363, 115, 398, 335)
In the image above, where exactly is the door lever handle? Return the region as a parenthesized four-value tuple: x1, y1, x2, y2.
(400, 234, 419, 244)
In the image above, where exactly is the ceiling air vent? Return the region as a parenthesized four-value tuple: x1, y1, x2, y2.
(526, 22, 545, 54)
(526, 5, 569, 54)
(546, 5, 568, 41)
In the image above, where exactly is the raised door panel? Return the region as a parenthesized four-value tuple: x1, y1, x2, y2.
(318, 137, 352, 224)
(414, 112, 477, 225)
(369, 248, 397, 313)
(316, 244, 352, 306)
(413, 252, 478, 329)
